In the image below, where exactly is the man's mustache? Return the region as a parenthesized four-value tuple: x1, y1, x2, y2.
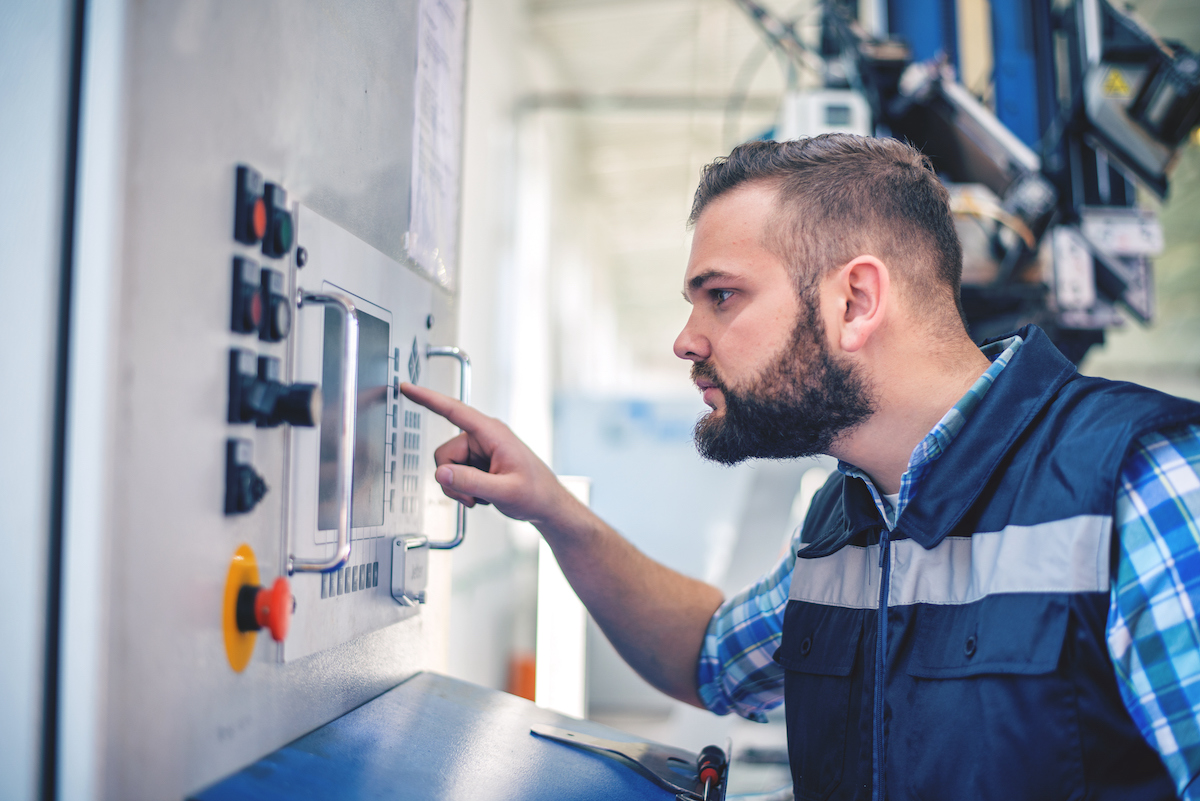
(691, 361, 726, 392)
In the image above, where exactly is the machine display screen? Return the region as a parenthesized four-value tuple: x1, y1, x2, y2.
(318, 307, 390, 530)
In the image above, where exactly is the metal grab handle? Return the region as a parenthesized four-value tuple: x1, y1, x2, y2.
(425, 346, 471, 550)
(289, 290, 359, 574)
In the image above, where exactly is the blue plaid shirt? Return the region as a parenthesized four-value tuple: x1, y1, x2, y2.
(697, 334, 1200, 799)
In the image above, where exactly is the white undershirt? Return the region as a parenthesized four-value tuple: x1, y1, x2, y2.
(881, 491, 901, 529)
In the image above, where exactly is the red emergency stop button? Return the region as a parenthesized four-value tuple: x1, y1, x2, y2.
(255, 577, 293, 641)
(235, 576, 293, 642)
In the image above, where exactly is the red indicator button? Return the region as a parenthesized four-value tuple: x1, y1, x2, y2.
(234, 165, 266, 245)
(249, 291, 263, 329)
(252, 197, 267, 240)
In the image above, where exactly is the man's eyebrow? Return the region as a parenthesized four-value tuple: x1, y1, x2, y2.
(682, 270, 735, 301)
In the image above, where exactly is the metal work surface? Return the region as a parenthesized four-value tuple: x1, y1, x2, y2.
(193, 672, 681, 801)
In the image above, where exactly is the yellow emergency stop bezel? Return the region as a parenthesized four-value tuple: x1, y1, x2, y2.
(223, 544, 261, 672)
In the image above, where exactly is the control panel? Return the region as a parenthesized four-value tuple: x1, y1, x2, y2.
(281, 202, 444, 662)
(221, 164, 458, 668)
(222, 165, 304, 672)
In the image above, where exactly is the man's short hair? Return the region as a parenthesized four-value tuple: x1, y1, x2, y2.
(690, 134, 966, 326)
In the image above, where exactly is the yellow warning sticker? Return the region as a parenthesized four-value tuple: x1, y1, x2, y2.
(1104, 68, 1132, 98)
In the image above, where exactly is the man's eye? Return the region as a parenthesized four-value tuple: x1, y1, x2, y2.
(712, 289, 734, 305)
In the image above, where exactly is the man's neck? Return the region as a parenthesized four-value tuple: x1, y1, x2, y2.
(831, 333, 992, 495)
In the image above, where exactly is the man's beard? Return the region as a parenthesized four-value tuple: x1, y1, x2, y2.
(692, 299, 875, 465)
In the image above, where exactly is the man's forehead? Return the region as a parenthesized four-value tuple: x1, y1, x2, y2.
(683, 188, 788, 292)
(693, 181, 781, 228)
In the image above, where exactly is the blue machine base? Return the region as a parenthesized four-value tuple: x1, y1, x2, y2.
(192, 672, 683, 800)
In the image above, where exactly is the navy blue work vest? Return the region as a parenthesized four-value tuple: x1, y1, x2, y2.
(776, 326, 1200, 801)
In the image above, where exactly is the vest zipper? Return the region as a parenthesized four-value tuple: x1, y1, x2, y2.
(871, 529, 890, 801)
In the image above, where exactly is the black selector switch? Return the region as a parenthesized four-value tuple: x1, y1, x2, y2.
(231, 256, 263, 334)
(271, 385, 321, 427)
(228, 348, 260, 424)
(246, 355, 321, 428)
(259, 268, 291, 342)
(234, 165, 267, 246)
(225, 438, 267, 515)
(261, 183, 294, 259)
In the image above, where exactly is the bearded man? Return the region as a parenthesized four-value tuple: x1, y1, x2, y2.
(402, 134, 1200, 801)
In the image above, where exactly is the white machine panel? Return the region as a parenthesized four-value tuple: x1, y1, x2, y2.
(776, 89, 872, 141)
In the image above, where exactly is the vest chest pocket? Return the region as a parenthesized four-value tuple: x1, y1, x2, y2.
(777, 602, 866, 801)
(906, 593, 1069, 679)
(900, 594, 1080, 801)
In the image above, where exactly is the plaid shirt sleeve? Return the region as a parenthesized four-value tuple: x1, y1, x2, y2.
(1109, 422, 1200, 799)
(695, 530, 797, 721)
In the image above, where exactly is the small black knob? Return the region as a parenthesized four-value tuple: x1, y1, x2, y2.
(273, 383, 321, 427)
(249, 379, 319, 428)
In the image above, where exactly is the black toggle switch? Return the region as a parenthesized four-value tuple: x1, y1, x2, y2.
(225, 438, 267, 515)
(231, 256, 263, 334)
(247, 356, 321, 428)
(261, 183, 293, 259)
(259, 268, 291, 342)
(230, 350, 319, 428)
(234, 165, 267, 246)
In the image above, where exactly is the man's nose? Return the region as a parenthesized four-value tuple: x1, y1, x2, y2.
(673, 313, 710, 362)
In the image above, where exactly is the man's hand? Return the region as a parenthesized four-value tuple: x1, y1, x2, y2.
(402, 380, 724, 708)
(399, 382, 575, 527)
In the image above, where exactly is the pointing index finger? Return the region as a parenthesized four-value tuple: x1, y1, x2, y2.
(400, 382, 488, 433)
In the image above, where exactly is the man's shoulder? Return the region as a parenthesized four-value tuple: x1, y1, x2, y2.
(1048, 372, 1200, 435)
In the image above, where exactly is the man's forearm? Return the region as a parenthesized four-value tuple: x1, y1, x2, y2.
(534, 490, 725, 707)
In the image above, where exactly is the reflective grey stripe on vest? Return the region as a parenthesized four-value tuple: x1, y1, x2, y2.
(788, 514, 1113, 608)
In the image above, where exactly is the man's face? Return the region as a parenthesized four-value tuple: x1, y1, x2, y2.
(675, 184, 874, 465)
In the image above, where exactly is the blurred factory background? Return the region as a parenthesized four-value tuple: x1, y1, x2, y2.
(4, 0, 1198, 797)
(450, 0, 1200, 752)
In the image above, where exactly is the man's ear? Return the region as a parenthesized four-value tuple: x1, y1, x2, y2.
(826, 255, 889, 353)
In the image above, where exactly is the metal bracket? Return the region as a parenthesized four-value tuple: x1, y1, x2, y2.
(390, 535, 430, 606)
